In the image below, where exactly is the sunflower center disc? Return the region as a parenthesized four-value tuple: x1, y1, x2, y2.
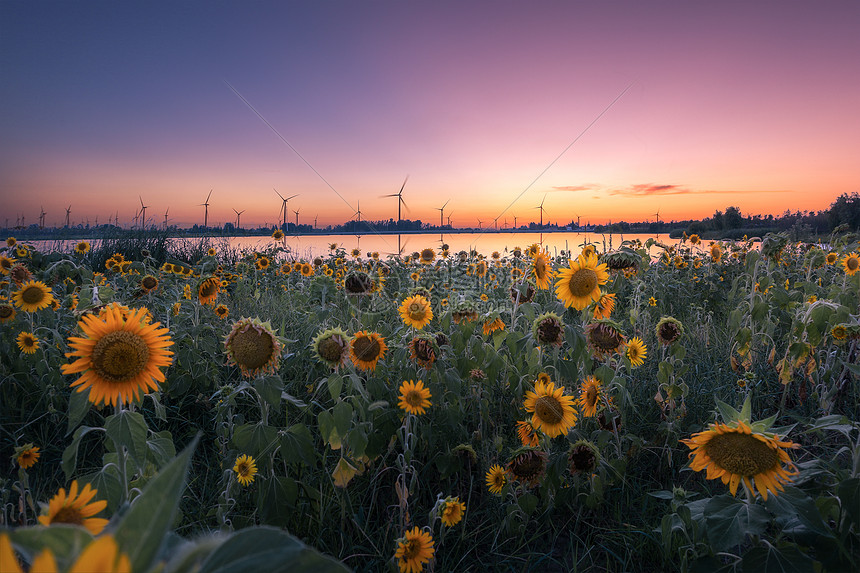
(569, 268, 598, 297)
(52, 506, 85, 526)
(849, 258, 859, 271)
(21, 286, 46, 304)
(402, 539, 420, 560)
(353, 336, 380, 361)
(230, 328, 274, 370)
(408, 303, 425, 319)
(0, 305, 14, 319)
(534, 395, 564, 425)
(92, 331, 150, 383)
(237, 461, 251, 477)
(591, 325, 622, 351)
(200, 281, 217, 298)
(585, 385, 598, 407)
(704, 432, 780, 476)
(318, 336, 345, 362)
(406, 390, 423, 408)
(142, 277, 158, 290)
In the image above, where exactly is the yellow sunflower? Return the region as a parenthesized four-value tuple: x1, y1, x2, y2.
(6, 237, 16, 247)
(0, 255, 14, 274)
(16, 331, 39, 354)
(214, 304, 229, 319)
(831, 324, 848, 341)
(207, 247, 217, 257)
(224, 317, 283, 378)
(233, 454, 258, 486)
(526, 243, 540, 258)
(593, 292, 616, 320)
(843, 253, 860, 276)
(710, 243, 722, 262)
(523, 380, 577, 438)
(576, 376, 604, 417)
(350, 330, 387, 371)
(516, 420, 540, 447)
(300, 263, 314, 277)
(74, 241, 91, 254)
(12, 280, 54, 312)
(682, 420, 798, 501)
(531, 252, 554, 290)
(0, 302, 16, 324)
(16, 444, 40, 469)
(38, 480, 109, 535)
(197, 277, 220, 305)
(482, 317, 505, 336)
(399, 295, 433, 330)
(140, 275, 159, 293)
(394, 527, 435, 573)
(648, 297, 657, 307)
(419, 248, 435, 264)
(398, 379, 432, 415)
(61, 306, 174, 407)
(485, 464, 507, 494)
(439, 496, 466, 527)
(625, 337, 647, 367)
(825, 252, 838, 265)
(554, 253, 609, 310)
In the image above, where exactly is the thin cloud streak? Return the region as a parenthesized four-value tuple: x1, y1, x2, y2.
(605, 184, 793, 197)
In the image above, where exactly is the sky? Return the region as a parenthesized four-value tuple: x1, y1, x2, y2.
(2, 0, 859, 229)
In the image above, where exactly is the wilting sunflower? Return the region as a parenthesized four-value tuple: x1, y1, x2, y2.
(350, 330, 387, 371)
(16, 331, 39, 354)
(843, 253, 860, 276)
(62, 306, 174, 406)
(576, 376, 604, 417)
(516, 420, 540, 447)
(15, 444, 40, 469)
(214, 304, 229, 319)
(0, 302, 16, 323)
(408, 336, 437, 369)
(485, 464, 507, 494)
(38, 480, 109, 535)
(399, 295, 433, 330)
(625, 337, 647, 367)
(507, 448, 548, 487)
(482, 317, 505, 336)
(74, 241, 91, 254)
(344, 271, 374, 295)
(12, 280, 54, 312)
(233, 454, 258, 486)
(312, 327, 351, 369)
(531, 252, 553, 290)
(197, 277, 220, 306)
(419, 248, 435, 265)
(523, 379, 577, 438)
(140, 275, 159, 293)
(682, 420, 798, 500)
(568, 440, 600, 475)
(224, 317, 283, 378)
(585, 320, 625, 359)
(439, 496, 466, 527)
(394, 527, 435, 573)
(398, 379, 432, 415)
(529, 312, 562, 347)
(656, 316, 684, 346)
(554, 253, 609, 310)
(593, 292, 616, 320)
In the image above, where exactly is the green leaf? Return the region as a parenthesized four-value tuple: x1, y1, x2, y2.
(66, 387, 92, 434)
(838, 477, 860, 531)
(112, 436, 198, 573)
(146, 430, 177, 468)
(62, 426, 101, 480)
(327, 375, 343, 402)
(518, 493, 538, 516)
(254, 375, 284, 413)
(704, 495, 770, 552)
(257, 477, 298, 527)
(232, 423, 278, 459)
(741, 542, 815, 573)
(196, 527, 350, 573)
(104, 410, 148, 472)
(333, 401, 353, 437)
(715, 398, 742, 425)
(10, 525, 94, 572)
(280, 424, 318, 467)
(80, 463, 124, 514)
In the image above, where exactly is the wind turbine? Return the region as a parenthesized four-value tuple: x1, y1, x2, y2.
(164, 208, 171, 229)
(233, 208, 245, 229)
(514, 215, 518, 229)
(38, 207, 46, 229)
(293, 208, 301, 228)
(493, 217, 499, 231)
(380, 176, 410, 222)
(654, 208, 661, 227)
(138, 196, 149, 229)
(314, 215, 318, 229)
(353, 201, 363, 228)
(447, 212, 453, 227)
(534, 194, 547, 228)
(477, 218, 483, 230)
(274, 189, 298, 229)
(199, 190, 212, 228)
(434, 199, 450, 228)
(65, 206, 71, 227)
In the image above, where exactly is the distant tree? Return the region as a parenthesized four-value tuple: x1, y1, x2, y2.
(828, 192, 860, 230)
(711, 209, 724, 230)
(724, 206, 743, 229)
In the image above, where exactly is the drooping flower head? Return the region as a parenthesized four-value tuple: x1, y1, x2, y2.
(532, 312, 564, 347)
(344, 271, 374, 296)
(394, 527, 435, 573)
(507, 448, 548, 487)
(656, 316, 684, 346)
(482, 316, 505, 336)
(593, 292, 616, 320)
(568, 439, 600, 475)
(38, 480, 109, 535)
(15, 443, 40, 469)
(62, 306, 174, 407)
(224, 317, 283, 378)
(523, 379, 577, 438)
(516, 420, 540, 447)
(399, 295, 433, 329)
(585, 320, 625, 359)
(312, 327, 351, 369)
(576, 375, 604, 418)
(510, 281, 535, 304)
(197, 277, 220, 306)
(0, 302, 16, 323)
(408, 335, 437, 369)
(554, 253, 609, 310)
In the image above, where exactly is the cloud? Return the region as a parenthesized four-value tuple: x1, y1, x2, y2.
(608, 184, 791, 197)
(549, 185, 594, 193)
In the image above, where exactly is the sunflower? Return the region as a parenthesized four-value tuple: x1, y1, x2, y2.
(408, 336, 437, 369)
(255, 256, 271, 270)
(0, 303, 14, 326)
(16, 331, 39, 354)
(74, 241, 91, 254)
(485, 464, 507, 494)
(351, 248, 361, 258)
(16, 444, 40, 469)
(344, 271, 373, 295)
(6, 237, 16, 247)
(439, 496, 466, 527)
(9, 263, 32, 286)
(197, 277, 220, 306)
(38, 480, 109, 535)
(476, 260, 488, 278)
(0, 255, 14, 274)
(279, 262, 292, 275)
(214, 304, 229, 319)
(516, 420, 540, 447)
(585, 321, 625, 358)
(536, 372, 551, 385)
(12, 280, 54, 312)
(313, 327, 351, 369)
(568, 440, 600, 475)
(825, 251, 838, 265)
(419, 248, 435, 264)
(831, 324, 848, 341)
(526, 243, 540, 258)
(531, 252, 553, 290)
(523, 379, 577, 438)
(399, 295, 433, 330)
(843, 253, 860, 276)
(581, 244, 596, 258)
(350, 330, 387, 371)
(710, 244, 722, 262)
(233, 454, 258, 486)
(394, 527, 435, 573)
(682, 420, 798, 500)
(593, 292, 616, 320)
(482, 317, 505, 336)
(689, 234, 701, 245)
(224, 317, 283, 378)
(656, 316, 684, 346)
(62, 306, 174, 406)
(576, 376, 604, 417)
(140, 275, 159, 293)
(398, 379, 432, 415)
(554, 253, 609, 310)
(507, 448, 548, 486)
(625, 337, 647, 367)
(300, 263, 314, 277)
(8, 534, 132, 573)
(649, 296, 657, 307)
(272, 229, 285, 240)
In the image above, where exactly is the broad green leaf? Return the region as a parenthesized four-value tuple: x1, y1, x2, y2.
(704, 495, 770, 552)
(741, 543, 815, 573)
(715, 398, 742, 425)
(10, 525, 94, 572)
(146, 430, 177, 468)
(66, 387, 92, 435)
(327, 375, 343, 401)
(764, 486, 832, 539)
(518, 493, 538, 516)
(254, 375, 284, 413)
(257, 476, 298, 527)
(104, 410, 148, 472)
(280, 423, 318, 467)
(79, 463, 124, 514)
(112, 436, 197, 573)
(62, 426, 101, 480)
(838, 477, 860, 530)
(333, 401, 353, 437)
(232, 423, 278, 459)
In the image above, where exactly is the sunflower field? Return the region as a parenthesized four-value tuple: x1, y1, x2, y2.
(1, 232, 860, 572)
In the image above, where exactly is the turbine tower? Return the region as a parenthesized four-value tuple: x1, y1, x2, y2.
(233, 208, 245, 229)
(534, 194, 547, 228)
(199, 189, 212, 227)
(380, 176, 409, 222)
(274, 189, 298, 229)
(294, 208, 301, 228)
(435, 199, 450, 228)
(38, 207, 46, 229)
(138, 196, 149, 229)
(164, 208, 170, 229)
(65, 205, 71, 227)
